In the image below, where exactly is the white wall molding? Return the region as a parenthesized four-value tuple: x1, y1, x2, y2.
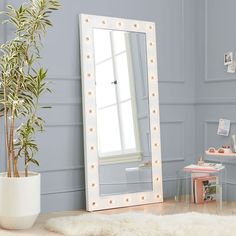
(196, 97, 236, 105)
(47, 76, 81, 81)
(226, 181, 236, 186)
(204, 120, 236, 151)
(42, 187, 85, 196)
(39, 165, 84, 173)
(204, 0, 236, 83)
(160, 98, 195, 105)
(158, 0, 185, 83)
(39, 99, 81, 106)
(45, 122, 83, 127)
(162, 158, 185, 163)
(161, 120, 185, 162)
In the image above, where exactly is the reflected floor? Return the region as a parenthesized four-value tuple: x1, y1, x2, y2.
(98, 198, 236, 216)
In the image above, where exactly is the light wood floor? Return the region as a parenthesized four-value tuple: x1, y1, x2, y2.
(1, 200, 236, 236)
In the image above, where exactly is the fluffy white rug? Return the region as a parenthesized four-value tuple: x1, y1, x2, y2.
(45, 212, 236, 236)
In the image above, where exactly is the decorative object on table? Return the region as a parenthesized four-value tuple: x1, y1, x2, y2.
(217, 118, 230, 136)
(224, 52, 233, 65)
(221, 145, 232, 153)
(45, 212, 236, 236)
(197, 156, 204, 166)
(227, 61, 236, 73)
(208, 147, 216, 153)
(0, 0, 59, 229)
(207, 145, 232, 154)
(224, 52, 236, 73)
(218, 148, 225, 153)
(230, 135, 236, 153)
(184, 163, 224, 172)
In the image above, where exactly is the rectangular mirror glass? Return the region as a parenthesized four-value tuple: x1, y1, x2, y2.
(93, 29, 153, 196)
(80, 14, 163, 211)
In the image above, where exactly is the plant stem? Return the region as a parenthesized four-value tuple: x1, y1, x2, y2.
(5, 110, 11, 177)
(24, 148, 29, 177)
(9, 103, 19, 177)
(2, 74, 11, 177)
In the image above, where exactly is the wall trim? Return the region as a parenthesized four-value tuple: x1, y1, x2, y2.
(39, 165, 84, 173)
(162, 158, 185, 163)
(47, 76, 81, 81)
(161, 120, 185, 162)
(41, 187, 85, 196)
(196, 97, 236, 105)
(39, 98, 81, 106)
(160, 98, 195, 105)
(158, 0, 185, 83)
(45, 122, 83, 127)
(204, 0, 236, 83)
(204, 120, 236, 151)
(226, 181, 236, 186)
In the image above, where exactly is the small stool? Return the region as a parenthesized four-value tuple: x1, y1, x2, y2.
(175, 165, 226, 214)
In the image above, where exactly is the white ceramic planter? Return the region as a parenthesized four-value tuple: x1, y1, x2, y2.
(0, 172, 40, 230)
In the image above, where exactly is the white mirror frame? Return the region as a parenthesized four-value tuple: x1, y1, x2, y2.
(80, 14, 163, 211)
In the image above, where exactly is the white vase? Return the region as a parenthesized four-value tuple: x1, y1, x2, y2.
(0, 172, 40, 229)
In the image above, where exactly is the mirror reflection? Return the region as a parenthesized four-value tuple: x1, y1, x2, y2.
(93, 28, 152, 196)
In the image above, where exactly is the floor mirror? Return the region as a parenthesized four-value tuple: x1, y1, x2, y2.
(80, 14, 163, 211)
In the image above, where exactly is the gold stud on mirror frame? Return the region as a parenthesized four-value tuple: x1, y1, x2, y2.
(91, 164, 95, 169)
(156, 177, 159, 181)
(126, 198, 129, 202)
(91, 183, 95, 187)
(92, 202, 96, 206)
(87, 73, 91, 78)
(150, 59, 154, 63)
(102, 20, 106, 25)
(86, 55, 91, 59)
(86, 37, 90, 41)
(149, 42, 153, 46)
(156, 194, 160, 199)
(88, 91, 92, 95)
(109, 200, 113, 204)
(134, 23, 138, 28)
(85, 18, 89, 23)
(118, 22, 122, 27)
(150, 76, 155, 80)
(153, 126, 158, 131)
(89, 109, 93, 114)
(152, 93, 155, 97)
(149, 25, 153, 30)
(89, 128, 94, 132)
(141, 196, 145, 200)
(90, 146, 94, 150)
(154, 143, 159, 148)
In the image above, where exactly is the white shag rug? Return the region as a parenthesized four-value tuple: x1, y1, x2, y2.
(45, 212, 236, 236)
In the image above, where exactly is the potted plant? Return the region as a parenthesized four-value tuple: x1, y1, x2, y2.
(0, 0, 59, 229)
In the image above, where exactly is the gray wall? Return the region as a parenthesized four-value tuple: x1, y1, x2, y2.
(0, 0, 197, 212)
(195, 0, 236, 200)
